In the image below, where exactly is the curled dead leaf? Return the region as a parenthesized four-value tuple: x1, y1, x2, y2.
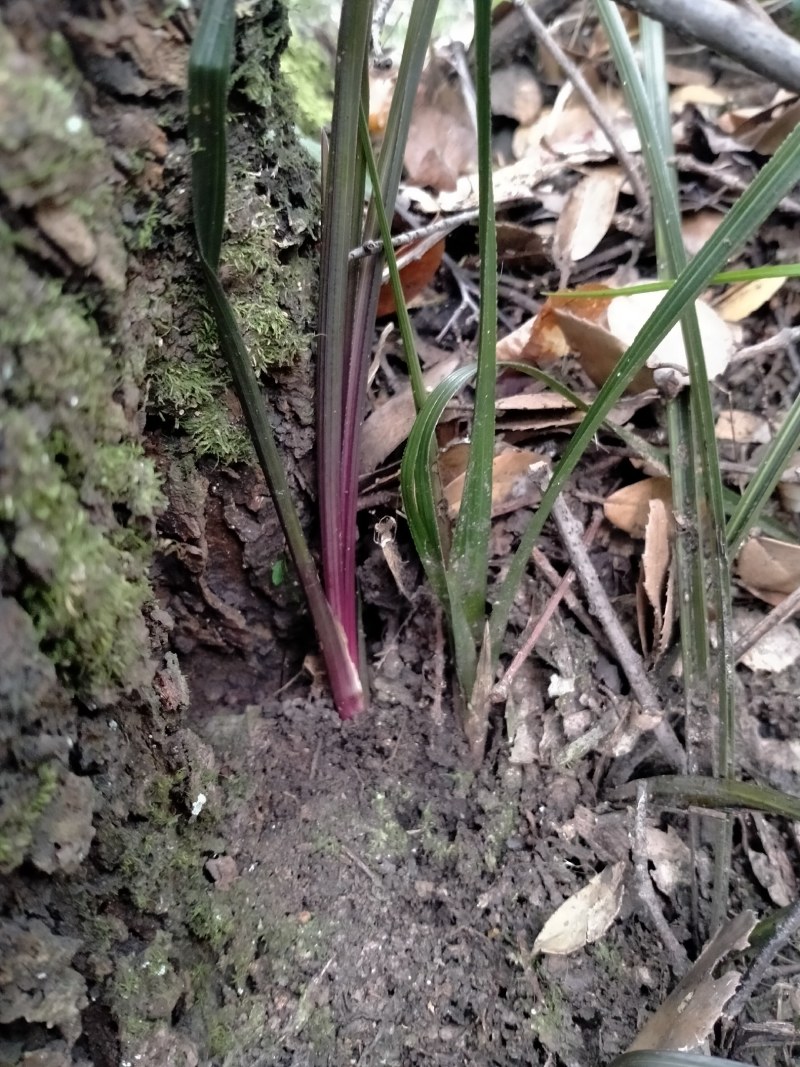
(737, 535, 800, 605)
(604, 477, 673, 539)
(533, 861, 627, 956)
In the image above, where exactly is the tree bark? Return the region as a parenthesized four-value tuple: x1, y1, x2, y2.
(0, 2, 317, 1063)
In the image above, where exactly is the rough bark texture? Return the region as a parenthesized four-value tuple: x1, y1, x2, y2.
(0, 2, 318, 1063)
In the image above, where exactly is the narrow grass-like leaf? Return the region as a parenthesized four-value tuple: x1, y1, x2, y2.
(358, 106, 425, 409)
(316, 0, 371, 671)
(611, 775, 800, 821)
(489, 118, 800, 650)
(401, 367, 478, 693)
(189, 0, 363, 718)
(449, 0, 497, 653)
(606, 5, 737, 928)
(187, 0, 234, 273)
(549, 262, 800, 298)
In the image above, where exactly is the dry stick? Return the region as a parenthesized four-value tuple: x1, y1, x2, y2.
(350, 209, 480, 261)
(634, 782, 691, 972)
(531, 546, 610, 651)
(724, 894, 800, 1022)
(675, 155, 800, 216)
(512, 0, 651, 222)
(493, 511, 604, 702)
(613, 0, 800, 96)
(732, 326, 800, 365)
(551, 495, 686, 771)
(734, 581, 800, 663)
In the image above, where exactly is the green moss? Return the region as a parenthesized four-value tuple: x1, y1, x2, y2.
(482, 799, 517, 872)
(280, 36, 333, 137)
(416, 804, 458, 864)
(0, 761, 59, 873)
(367, 792, 410, 862)
(0, 27, 102, 204)
(90, 442, 165, 517)
(1, 413, 151, 689)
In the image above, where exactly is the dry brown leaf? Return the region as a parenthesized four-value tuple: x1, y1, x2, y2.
(736, 535, 800, 605)
(496, 221, 550, 267)
(404, 53, 477, 192)
(628, 911, 755, 1052)
(604, 478, 673, 539)
(725, 95, 800, 156)
(714, 276, 786, 322)
(368, 67, 396, 135)
(360, 355, 460, 476)
(533, 862, 627, 956)
(553, 166, 624, 268)
(556, 306, 653, 392)
(443, 447, 544, 519)
(376, 234, 445, 316)
(637, 498, 676, 663)
(491, 63, 543, 126)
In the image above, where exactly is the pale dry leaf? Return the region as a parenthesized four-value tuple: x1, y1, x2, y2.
(736, 535, 800, 605)
(444, 448, 544, 519)
(628, 910, 755, 1052)
(637, 498, 675, 662)
(668, 84, 728, 108)
(532, 861, 627, 956)
(607, 289, 734, 380)
(496, 317, 537, 363)
(546, 87, 640, 159)
(681, 210, 725, 256)
(491, 63, 543, 126)
(715, 276, 786, 322)
(645, 825, 691, 895)
(715, 409, 772, 445)
(604, 477, 673, 539)
(748, 812, 798, 907)
(360, 355, 459, 476)
(734, 606, 800, 673)
(553, 166, 624, 268)
(495, 391, 581, 432)
(408, 155, 563, 214)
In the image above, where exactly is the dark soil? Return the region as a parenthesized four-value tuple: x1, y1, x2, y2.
(2, 2, 800, 1066)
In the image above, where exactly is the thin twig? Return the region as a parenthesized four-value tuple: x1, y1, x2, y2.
(551, 495, 686, 770)
(634, 782, 691, 972)
(512, 0, 651, 221)
(493, 511, 603, 701)
(734, 582, 800, 663)
(531, 546, 610, 650)
(675, 155, 800, 215)
(350, 208, 480, 261)
(732, 326, 800, 364)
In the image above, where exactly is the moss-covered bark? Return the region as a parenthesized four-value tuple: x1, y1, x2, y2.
(0, 2, 318, 1062)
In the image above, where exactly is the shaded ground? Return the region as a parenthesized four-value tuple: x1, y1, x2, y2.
(2, 2, 800, 1066)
